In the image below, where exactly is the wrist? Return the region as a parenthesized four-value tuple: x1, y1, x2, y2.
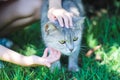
(30, 55, 46, 66)
(49, 6, 62, 9)
(49, 0, 62, 9)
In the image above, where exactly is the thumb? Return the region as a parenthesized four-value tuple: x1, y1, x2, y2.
(45, 63, 51, 68)
(42, 48, 49, 57)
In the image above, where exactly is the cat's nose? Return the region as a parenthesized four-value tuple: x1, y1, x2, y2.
(69, 49, 73, 52)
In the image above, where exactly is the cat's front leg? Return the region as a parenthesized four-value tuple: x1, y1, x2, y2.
(50, 60, 61, 72)
(68, 50, 80, 72)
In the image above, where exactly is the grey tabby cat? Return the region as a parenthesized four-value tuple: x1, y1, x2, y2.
(41, 0, 85, 72)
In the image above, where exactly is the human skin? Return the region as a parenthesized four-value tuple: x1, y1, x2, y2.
(0, 45, 61, 67)
(0, 0, 43, 36)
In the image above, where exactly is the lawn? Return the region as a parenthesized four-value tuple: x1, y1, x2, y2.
(0, 1, 120, 80)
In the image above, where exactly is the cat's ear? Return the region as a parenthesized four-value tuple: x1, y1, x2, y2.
(44, 22, 56, 35)
(73, 17, 85, 29)
(73, 17, 85, 24)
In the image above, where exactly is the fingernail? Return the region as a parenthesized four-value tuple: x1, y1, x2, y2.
(66, 25, 69, 28)
(61, 24, 64, 27)
(47, 64, 51, 68)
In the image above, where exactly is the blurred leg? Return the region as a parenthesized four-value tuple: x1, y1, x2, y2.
(0, 0, 43, 36)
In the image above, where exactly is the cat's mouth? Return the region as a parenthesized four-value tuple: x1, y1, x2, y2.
(60, 50, 74, 56)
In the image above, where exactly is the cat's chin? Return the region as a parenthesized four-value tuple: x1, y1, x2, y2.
(62, 52, 73, 56)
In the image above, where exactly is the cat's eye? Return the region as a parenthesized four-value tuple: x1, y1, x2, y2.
(59, 40, 66, 44)
(73, 37, 78, 41)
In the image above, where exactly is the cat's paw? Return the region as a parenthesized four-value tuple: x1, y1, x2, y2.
(68, 65, 80, 72)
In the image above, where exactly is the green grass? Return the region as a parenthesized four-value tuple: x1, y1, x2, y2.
(0, 9, 120, 80)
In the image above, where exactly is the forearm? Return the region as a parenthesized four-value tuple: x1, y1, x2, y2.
(0, 45, 34, 66)
(49, 0, 62, 9)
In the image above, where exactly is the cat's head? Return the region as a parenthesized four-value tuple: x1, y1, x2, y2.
(43, 17, 85, 55)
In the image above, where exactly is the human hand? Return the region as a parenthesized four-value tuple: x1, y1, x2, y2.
(31, 47, 61, 67)
(48, 8, 73, 28)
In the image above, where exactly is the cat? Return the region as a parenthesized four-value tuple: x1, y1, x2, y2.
(41, 0, 85, 72)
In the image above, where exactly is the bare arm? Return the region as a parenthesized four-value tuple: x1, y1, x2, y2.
(0, 0, 43, 36)
(0, 45, 37, 66)
(0, 45, 61, 67)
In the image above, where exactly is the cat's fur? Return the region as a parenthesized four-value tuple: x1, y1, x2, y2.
(41, 0, 85, 72)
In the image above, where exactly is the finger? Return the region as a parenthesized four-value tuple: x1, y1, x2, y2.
(63, 15, 69, 28)
(55, 51, 61, 61)
(46, 63, 51, 68)
(48, 47, 55, 55)
(67, 14, 73, 27)
(49, 48, 61, 59)
(57, 16, 64, 27)
(42, 61, 51, 68)
(42, 48, 49, 57)
(57, 50, 61, 57)
(48, 13, 57, 22)
(47, 47, 55, 58)
(48, 48, 57, 58)
(47, 13, 52, 20)
(52, 15, 57, 22)
(49, 16, 56, 22)
(58, 51, 61, 58)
